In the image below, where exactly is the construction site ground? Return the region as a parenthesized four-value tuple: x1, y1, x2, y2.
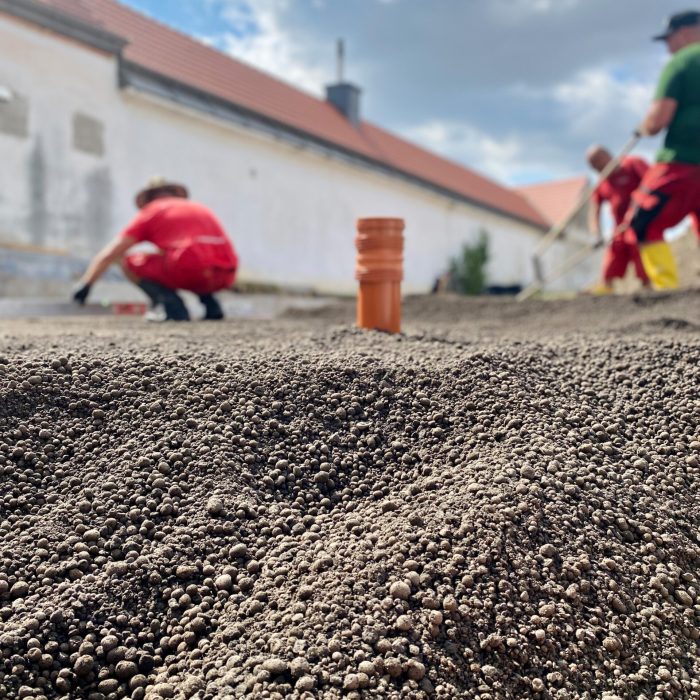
(2, 287, 699, 339)
(0, 289, 699, 699)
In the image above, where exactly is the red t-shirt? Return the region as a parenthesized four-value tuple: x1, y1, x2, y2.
(593, 156, 649, 225)
(121, 198, 238, 270)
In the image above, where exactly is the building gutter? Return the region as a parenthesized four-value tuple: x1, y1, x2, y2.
(0, 0, 127, 55)
(119, 61, 548, 232)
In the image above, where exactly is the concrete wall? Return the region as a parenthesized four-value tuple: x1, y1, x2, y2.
(0, 13, 599, 296)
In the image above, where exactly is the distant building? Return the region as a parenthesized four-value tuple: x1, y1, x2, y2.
(516, 176, 591, 236)
(0, 0, 598, 296)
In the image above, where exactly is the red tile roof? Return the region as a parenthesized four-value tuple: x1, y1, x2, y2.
(40, 0, 97, 24)
(29, 0, 548, 228)
(517, 176, 589, 227)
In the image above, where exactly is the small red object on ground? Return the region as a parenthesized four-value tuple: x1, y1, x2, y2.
(112, 302, 148, 316)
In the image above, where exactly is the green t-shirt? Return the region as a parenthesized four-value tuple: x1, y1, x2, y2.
(656, 43, 700, 164)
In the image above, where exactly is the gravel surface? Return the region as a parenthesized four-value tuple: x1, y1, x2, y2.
(0, 290, 699, 699)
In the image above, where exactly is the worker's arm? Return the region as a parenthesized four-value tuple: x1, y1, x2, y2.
(73, 236, 136, 304)
(639, 98, 678, 137)
(82, 236, 136, 285)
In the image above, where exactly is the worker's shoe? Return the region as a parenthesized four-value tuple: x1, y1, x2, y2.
(585, 282, 614, 296)
(199, 293, 224, 321)
(138, 280, 190, 322)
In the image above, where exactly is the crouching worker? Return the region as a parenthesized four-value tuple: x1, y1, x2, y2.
(73, 177, 238, 321)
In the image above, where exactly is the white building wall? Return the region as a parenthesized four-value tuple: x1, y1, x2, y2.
(0, 14, 598, 296)
(0, 15, 120, 254)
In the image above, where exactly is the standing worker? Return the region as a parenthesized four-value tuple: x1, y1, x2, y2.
(623, 10, 700, 289)
(586, 146, 651, 294)
(72, 178, 238, 321)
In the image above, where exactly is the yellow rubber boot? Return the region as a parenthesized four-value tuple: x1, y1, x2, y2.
(640, 242, 679, 290)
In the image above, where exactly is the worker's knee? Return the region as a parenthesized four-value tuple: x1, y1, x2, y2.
(626, 187, 672, 244)
(628, 209, 664, 244)
(120, 256, 140, 283)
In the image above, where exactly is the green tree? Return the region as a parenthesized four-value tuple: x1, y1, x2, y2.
(449, 230, 489, 295)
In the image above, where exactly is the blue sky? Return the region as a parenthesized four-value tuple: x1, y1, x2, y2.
(123, 1, 255, 38)
(118, 1, 686, 187)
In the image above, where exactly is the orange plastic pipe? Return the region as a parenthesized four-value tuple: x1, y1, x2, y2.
(355, 217, 404, 333)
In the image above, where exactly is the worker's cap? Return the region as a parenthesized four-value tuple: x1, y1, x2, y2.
(135, 176, 188, 208)
(653, 10, 700, 41)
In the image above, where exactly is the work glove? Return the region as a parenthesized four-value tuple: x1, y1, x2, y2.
(72, 282, 92, 305)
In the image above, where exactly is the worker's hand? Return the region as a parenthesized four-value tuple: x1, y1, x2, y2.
(72, 282, 92, 305)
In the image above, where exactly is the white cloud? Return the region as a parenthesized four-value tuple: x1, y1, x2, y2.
(524, 0, 579, 12)
(490, 0, 580, 21)
(400, 120, 549, 185)
(209, 0, 257, 35)
(213, 0, 326, 95)
(552, 69, 654, 136)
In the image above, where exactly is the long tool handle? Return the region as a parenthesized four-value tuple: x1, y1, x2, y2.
(517, 243, 598, 302)
(533, 132, 641, 258)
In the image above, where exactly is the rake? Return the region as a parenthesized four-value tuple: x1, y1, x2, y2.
(516, 132, 641, 302)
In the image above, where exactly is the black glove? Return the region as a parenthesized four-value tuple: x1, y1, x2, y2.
(73, 282, 92, 305)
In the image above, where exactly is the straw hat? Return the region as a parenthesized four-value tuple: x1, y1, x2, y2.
(135, 176, 189, 208)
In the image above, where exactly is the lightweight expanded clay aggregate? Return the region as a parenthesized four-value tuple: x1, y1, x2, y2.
(1, 292, 700, 700)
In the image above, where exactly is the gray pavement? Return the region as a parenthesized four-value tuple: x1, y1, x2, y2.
(0, 292, 335, 320)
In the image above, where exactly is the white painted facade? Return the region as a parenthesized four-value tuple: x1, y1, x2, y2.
(0, 12, 599, 296)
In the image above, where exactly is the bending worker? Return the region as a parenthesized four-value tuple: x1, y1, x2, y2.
(623, 9, 700, 289)
(73, 177, 238, 321)
(586, 146, 651, 293)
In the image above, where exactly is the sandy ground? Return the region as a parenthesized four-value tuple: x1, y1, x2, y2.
(0, 290, 699, 699)
(2, 288, 699, 344)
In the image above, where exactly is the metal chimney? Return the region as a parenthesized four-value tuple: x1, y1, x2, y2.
(326, 39, 362, 126)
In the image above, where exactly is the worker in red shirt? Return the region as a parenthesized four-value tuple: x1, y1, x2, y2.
(73, 178, 238, 321)
(586, 146, 650, 293)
